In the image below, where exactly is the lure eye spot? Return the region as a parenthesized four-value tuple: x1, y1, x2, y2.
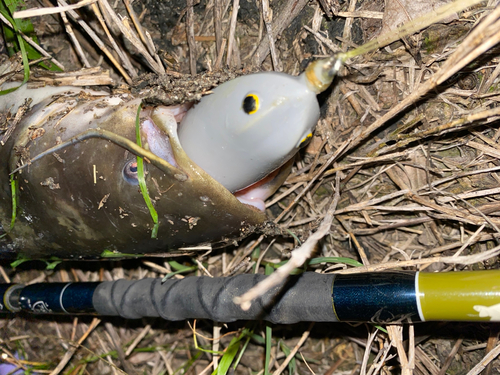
(298, 133, 313, 148)
(242, 94, 259, 114)
(123, 160, 140, 185)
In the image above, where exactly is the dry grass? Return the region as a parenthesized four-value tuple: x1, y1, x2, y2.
(1, 0, 500, 374)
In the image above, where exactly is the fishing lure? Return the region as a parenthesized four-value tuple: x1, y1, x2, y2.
(0, 57, 340, 259)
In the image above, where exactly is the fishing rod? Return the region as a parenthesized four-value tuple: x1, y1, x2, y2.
(2, 270, 500, 323)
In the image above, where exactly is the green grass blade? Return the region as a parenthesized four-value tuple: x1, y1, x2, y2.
(10, 258, 29, 268)
(1, 175, 17, 239)
(135, 102, 159, 238)
(161, 266, 198, 281)
(285, 228, 302, 245)
(307, 256, 363, 268)
(168, 260, 193, 272)
(279, 341, 296, 375)
(161, 260, 198, 281)
(264, 324, 272, 375)
(100, 250, 145, 258)
(173, 350, 202, 375)
(45, 260, 62, 270)
(0, 0, 30, 94)
(9, 174, 16, 230)
(262, 256, 363, 272)
(212, 336, 240, 375)
(251, 246, 261, 273)
(0, 0, 61, 72)
(232, 328, 253, 370)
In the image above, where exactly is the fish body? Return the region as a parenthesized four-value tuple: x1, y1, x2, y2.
(0, 57, 339, 259)
(0, 86, 265, 259)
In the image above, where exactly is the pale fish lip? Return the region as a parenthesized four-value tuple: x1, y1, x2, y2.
(141, 117, 179, 168)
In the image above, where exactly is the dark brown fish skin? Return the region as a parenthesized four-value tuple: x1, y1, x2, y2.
(0, 89, 265, 260)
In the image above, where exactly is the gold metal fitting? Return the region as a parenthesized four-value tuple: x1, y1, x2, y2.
(304, 55, 343, 94)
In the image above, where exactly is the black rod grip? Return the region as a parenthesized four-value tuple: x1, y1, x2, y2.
(93, 272, 338, 323)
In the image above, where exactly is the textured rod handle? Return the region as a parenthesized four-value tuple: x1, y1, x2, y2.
(93, 272, 338, 324)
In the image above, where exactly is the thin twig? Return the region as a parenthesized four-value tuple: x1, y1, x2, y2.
(186, 0, 197, 75)
(272, 322, 314, 375)
(466, 341, 500, 375)
(360, 329, 378, 375)
(98, 0, 161, 73)
(49, 318, 101, 375)
(335, 243, 500, 274)
(213, 0, 223, 57)
(13, 0, 96, 18)
(92, 2, 136, 77)
(226, 0, 240, 67)
(235, 172, 341, 309)
(57, 0, 133, 82)
(252, 0, 309, 65)
(58, 0, 89, 67)
(341, 6, 500, 160)
(260, 0, 279, 70)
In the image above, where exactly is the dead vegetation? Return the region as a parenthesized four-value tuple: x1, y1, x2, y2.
(1, 0, 500, 374)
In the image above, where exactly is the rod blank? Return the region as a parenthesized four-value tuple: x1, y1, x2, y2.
(2, 271, 500, 323)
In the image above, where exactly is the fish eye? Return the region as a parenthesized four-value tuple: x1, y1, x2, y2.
(123, 160, 140, 185)
(242, 94, 259, 114)
(298, 133, 313, 148)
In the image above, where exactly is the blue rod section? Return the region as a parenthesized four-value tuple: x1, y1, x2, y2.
(332, 272, 420, 322)
(18, 282, 99, 314)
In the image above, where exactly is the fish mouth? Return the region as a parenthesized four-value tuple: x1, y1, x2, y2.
(141, 117, 179, 169)
(145, 105, 291, 212)
(143, 103, 195, 169)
